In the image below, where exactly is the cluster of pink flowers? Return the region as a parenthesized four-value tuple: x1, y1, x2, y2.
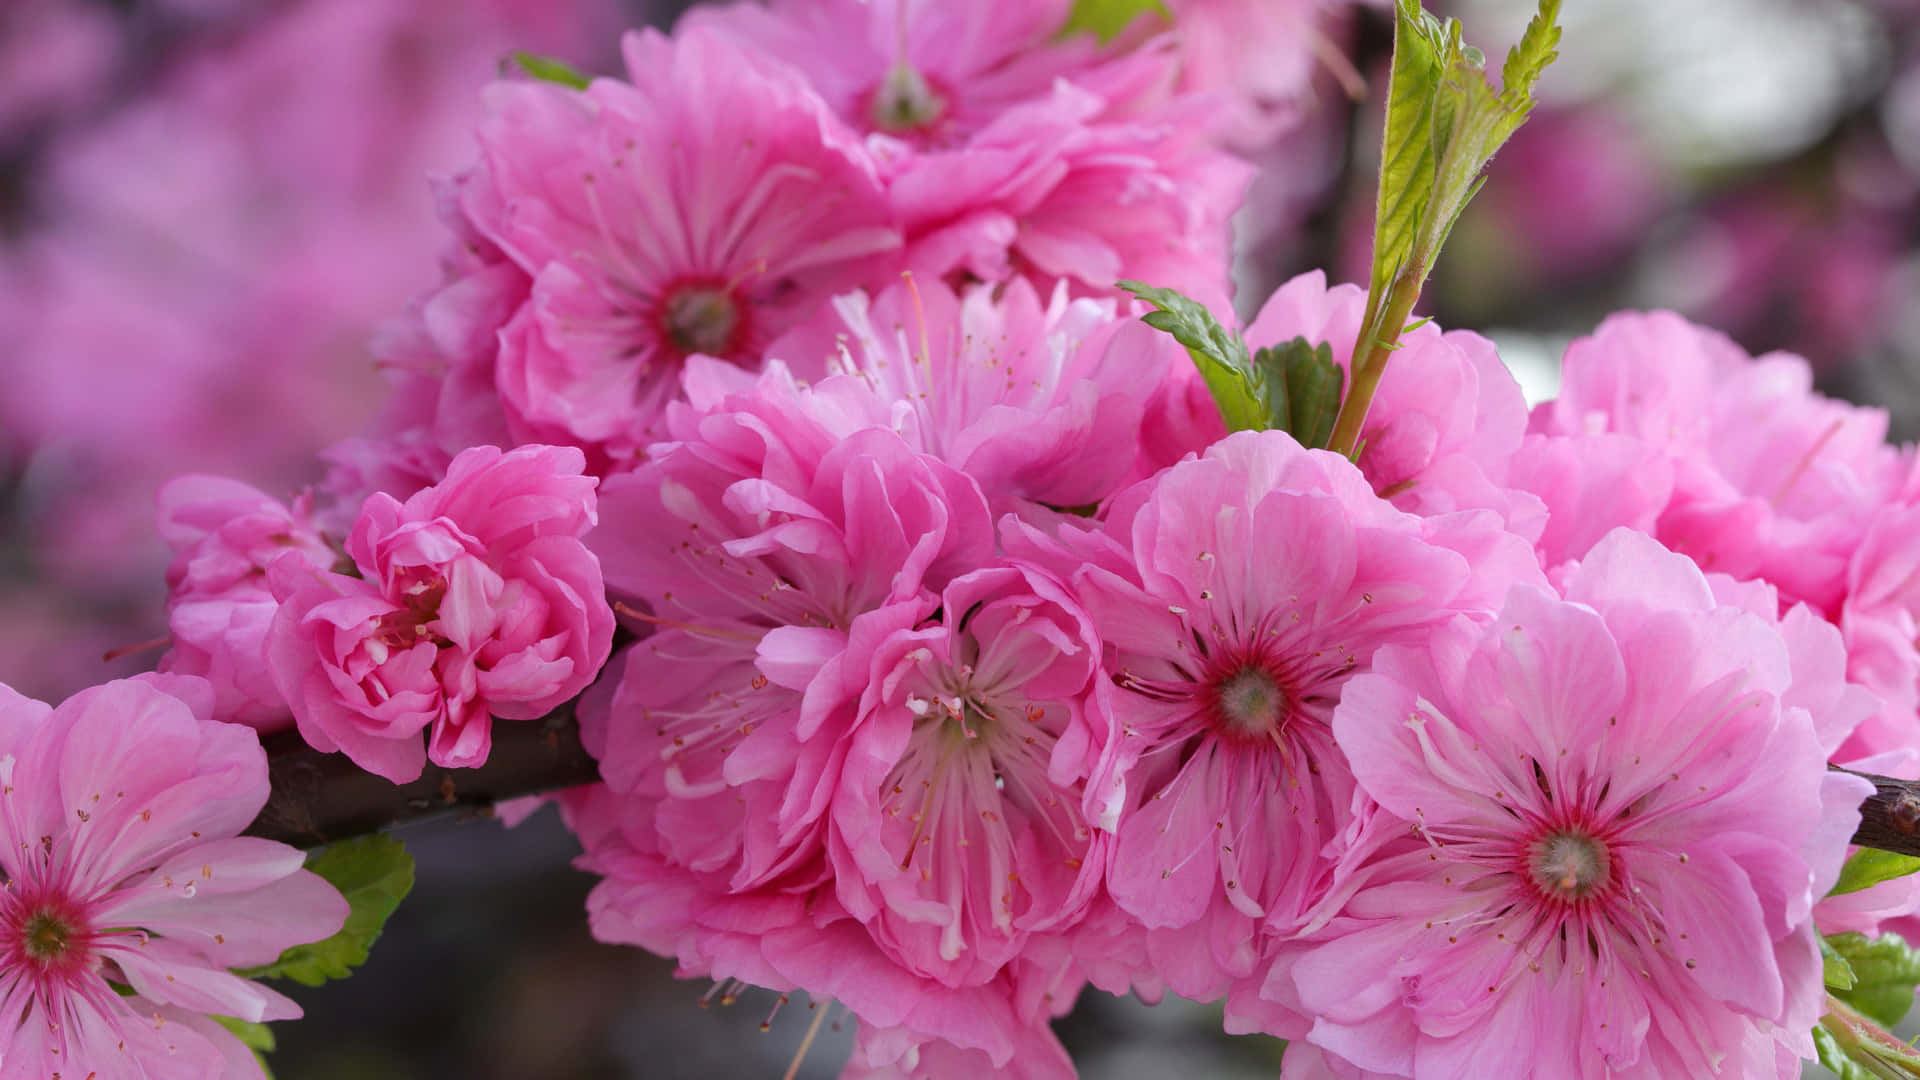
(24, 0, 1920, 1076)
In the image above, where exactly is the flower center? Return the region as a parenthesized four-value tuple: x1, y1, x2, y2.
(1527, 830, 1612, 902)
(1213, 667, 1287, 739)
(3, 891, 95, 980)
(663, 288, 743, 357)
(372, 572, 448, 650)
(868, 62, 947, 136)
(660, 286, 745, 358)
(21, 910, 75, 964)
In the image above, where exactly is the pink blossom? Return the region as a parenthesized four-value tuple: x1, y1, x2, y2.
(680, 0, 1146, 148)
(885, 81, 1251, 307)
(581, 359, 994, 896)
(685, 0, 1247, 304)
(0, 674, 346, 1076)
(575, 361, 1128, 1066)
(268, 444, 612, 782)
(1064, 430, 1537, 1005)
(1273, 529, 1870, 1078)
(828, 565, 1105, 988)
(1532, 310, 1903, 612)
(156, 476, 336, 732)
(1161, 0, 1355, 153)
(1837, 458, 1920, 758)
(767, 276, 1169, 510)
(459, 27, 901, 465)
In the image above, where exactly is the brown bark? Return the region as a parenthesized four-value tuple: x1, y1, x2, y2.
(246, 712, 597, 847)
(245, 727, 1920, 862)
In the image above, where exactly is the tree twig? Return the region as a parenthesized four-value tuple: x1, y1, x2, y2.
(1839, 767, 1920, 859)
(246, 711, 598, 847)
(244, 728, 1920, 862)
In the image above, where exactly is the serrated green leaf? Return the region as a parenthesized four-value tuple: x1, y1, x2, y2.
(1253, 338, 1345, 450)
(1060, 0, 1170, 42)
(1330, 0, 1561, 456)
(1830, 933, 1920, 1027)
(214, 1017, 276, 1079)
(239, 835, 414, 988)
(1119, 281, 1265, 432)
(1500, 0, 1564, 113)
(1835, 849, 1920, 898)
(512, 51, 591, 91)
(1827, 936, 1860, 990)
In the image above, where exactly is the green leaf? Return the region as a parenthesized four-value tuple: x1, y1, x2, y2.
(1827, 936, 1860, 991)
(1254, 338, 1345, 451)
(512, 51, 591, 91)
(1830, 933, 1920, 1027)
(214, 1017, 276, 1079)
(1118, 284, 1346, 446)
(1834, 849, 1920, 898)
(239, 835, 415, 988)
(1060, 0, 1170, 42)
(1118, 281, 1264, 432)
(1329, 0, 1561, 456)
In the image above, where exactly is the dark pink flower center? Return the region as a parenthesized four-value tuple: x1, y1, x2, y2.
(655, 280, 749, 360)
(1195, 653, 1302, 747)
(1212, 667, 1287, 739)
(1525, 829, 1613, 903)
(1, 885, 95, 982)
(373, 573, 448, 650)
(864, 62, 949, 138)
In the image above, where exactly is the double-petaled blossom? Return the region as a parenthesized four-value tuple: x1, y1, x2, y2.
(1264, 530, 1871, 1079)
(156, 476, 336, 731)
(268, 444, 612, 782)
(767, 275, 1170, 512)
(0, 675, 346, 1078)
(459, 26, 900, 466)
(576, 358, 1126, 1066)
(1061, 430, 1540, 1008)
(829, 564, 1105, 990)
(1525, 311, 1904, 606)
(687, 0, 1248, 307)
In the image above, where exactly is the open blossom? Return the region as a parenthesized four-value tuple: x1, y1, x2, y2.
(459, 26, 900, 465)
(885, 81, 1250, 307)
(680, 0, 1145, 148)
(1528, 310, 1904, 611)
(268, 444, 612, 783)
(768, 276, 1169, 510)
(830, 564, 1105, 989)
(1272, 530, 1870, 1078)
(1161, 0, 1356, 153)
(580, 356, 994, 912)
(688, 0, 1246, 305)
(1063, 430, 1537, 1005)
(156, 476, 337, 731)
(0, 674, 347, 1077)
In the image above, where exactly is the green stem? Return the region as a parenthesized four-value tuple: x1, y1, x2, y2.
(1327, 263, 1426, 457)
(1821, 994, 1920, 1078)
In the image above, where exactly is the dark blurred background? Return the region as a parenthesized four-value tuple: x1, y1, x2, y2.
(3, 0, 1916, 1075)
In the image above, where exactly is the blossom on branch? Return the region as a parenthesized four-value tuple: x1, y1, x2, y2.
(267, 444, 612, 782)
